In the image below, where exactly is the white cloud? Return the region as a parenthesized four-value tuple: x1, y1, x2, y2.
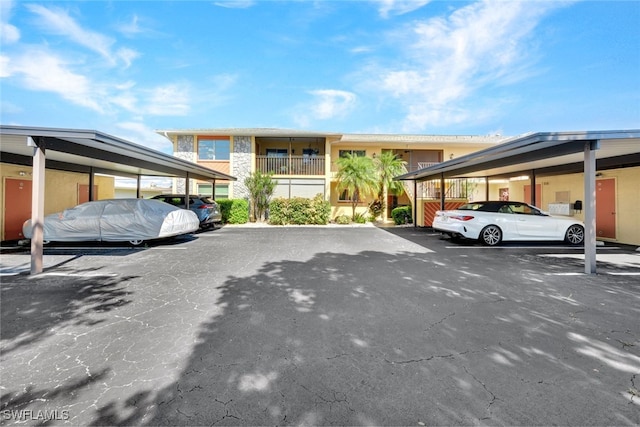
(4, 48, 105, 112)
(294, 89, 357, 127)
(25, 4, 138, 68)
(144, 83, 191, 116)
(375, 0, 431, 18)
(368, 0, 571, 131)
(116, 121, 173, 153)
(0, 0, 20, 44)
(310, 89, 357, 119)
(116, 14, 144, 37)
(214, 1, 256, 9)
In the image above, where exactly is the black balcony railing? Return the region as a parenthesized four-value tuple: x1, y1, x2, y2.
(256, 155, 325, 176)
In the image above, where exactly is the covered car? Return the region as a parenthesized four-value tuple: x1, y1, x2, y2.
(22, 199, 199, 245)
(432, 201, 585, 246)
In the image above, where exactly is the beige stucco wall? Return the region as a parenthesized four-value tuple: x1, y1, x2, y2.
(537, 167, 640, 245)
(0, 163, 115, 240)
(424, 166, 639, 245)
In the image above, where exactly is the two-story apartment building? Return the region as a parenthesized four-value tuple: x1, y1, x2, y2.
(157, 128, 506, 220)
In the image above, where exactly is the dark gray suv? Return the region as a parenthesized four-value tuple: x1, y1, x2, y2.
(152, 195, 222, 229)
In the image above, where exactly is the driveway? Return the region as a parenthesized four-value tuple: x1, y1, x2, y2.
(1, 226, 639, 426)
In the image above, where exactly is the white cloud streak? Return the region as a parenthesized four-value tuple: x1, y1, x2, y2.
(214, 1, 256, 9)
(368, 0, 572, 131)
(3, 48, 106, 112)
(25, 4, 139, 68)
(0, 0, 20, 45)
(375, 0, 431, 18)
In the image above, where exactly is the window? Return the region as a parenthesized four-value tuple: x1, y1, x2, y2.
(339, 149, 366, 158)
(198, 139, 230, 160)
(197, 184, 229, 199)
(339, 189, 359, 202)
(266, 148, 288, 157)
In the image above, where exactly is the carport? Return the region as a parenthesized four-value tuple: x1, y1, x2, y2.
(0, 125, 236, 275)
(395, 129, 640, 274)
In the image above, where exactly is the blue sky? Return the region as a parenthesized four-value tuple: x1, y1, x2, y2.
(1, 0, 639, 153)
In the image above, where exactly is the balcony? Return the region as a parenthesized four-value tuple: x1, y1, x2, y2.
(256, 155, 325, 176)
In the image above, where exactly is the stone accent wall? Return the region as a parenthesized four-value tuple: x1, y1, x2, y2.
(175, 135, 195, 194)
(232, 136, 251, 199)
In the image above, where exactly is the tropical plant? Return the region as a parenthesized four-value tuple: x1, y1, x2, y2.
(334, 214, 351, 225)
(244, 170, 276, 222)
(335, 153, 378, 218)
(373, 151, 408, 215)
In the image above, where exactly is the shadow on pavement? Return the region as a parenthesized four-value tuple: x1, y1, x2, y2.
(78, 248, 639, 426)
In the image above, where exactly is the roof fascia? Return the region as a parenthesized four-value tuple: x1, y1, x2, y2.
(395, 130, 640, 181)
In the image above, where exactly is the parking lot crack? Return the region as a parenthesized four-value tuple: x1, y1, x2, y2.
(385, 354, 455, 364)
(425, 312, 455, 332)
(463, 366, 497, 412)
(629, 374, 638, 404)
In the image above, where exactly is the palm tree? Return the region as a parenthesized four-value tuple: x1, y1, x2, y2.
(373, 151, 408, 217)
(335, 153, 378, 218)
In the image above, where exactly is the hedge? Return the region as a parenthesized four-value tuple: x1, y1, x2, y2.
(217, 199, 249, 224)
(268, 194, 330, 225)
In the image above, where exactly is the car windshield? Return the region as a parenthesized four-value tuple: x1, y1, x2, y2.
(198, 197, 215, 204)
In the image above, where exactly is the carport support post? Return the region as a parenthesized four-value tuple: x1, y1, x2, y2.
(88, 167, 95, 201)
(485, 177, 489, 200)
(413, 179, 417, 228)
(185, 173, 190, 208)
(29, 137, 45, 275)
(136, 175, 142, 199)
(584, 140, 599, 274)
(439, 173, 445, 210)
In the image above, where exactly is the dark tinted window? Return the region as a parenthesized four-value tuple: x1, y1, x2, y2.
(459, 202, 501, 212)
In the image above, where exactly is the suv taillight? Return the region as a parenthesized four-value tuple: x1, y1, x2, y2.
(197, 204, 213, 209)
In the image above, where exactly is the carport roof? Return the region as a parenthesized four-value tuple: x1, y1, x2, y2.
(0, 125, 236, 182)
(395, 129, 640, 181)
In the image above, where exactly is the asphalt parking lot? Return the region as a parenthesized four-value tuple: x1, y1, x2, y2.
(1, 225, 639, 426)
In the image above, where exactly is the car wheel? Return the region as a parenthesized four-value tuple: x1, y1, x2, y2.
(565, 224, 584, 245)
(128, 239, 144, 246)
(480, 225, 502, 246)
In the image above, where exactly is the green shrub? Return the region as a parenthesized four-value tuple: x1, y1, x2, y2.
(308, 194, 331, 225)
(268, 198, 288, 225)
(268, 194, 330, 225)
(352, 212, 367, 224)
(218, 199, 249, 224)
(391, 205, 413, 225)
(335, 214, 351, 225)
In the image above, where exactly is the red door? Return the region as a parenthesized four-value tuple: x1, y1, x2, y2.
(596, 178, 616, 239)
(4, 178, 32, 240)
(524, 184, 542, 207)
(78, 184, 98, 204)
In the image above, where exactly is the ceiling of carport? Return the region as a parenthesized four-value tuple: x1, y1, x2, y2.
(0, 126, 236, 181)
(396, 131, 640, 181)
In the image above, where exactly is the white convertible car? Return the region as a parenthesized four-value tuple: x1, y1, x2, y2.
(22, 199, 200, 246)
(432, 201, 585, 246)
